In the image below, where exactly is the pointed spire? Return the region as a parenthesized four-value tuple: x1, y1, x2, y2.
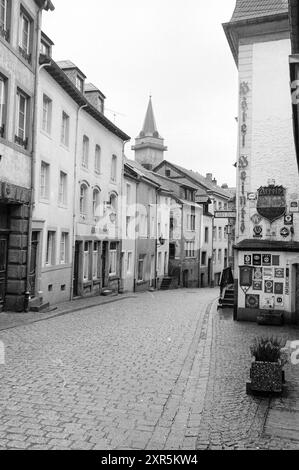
(139, 96, 160, 138)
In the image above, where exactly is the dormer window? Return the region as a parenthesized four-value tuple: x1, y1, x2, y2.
(98, 97, 104, 113)
(40, 41, 50, 56)
(76, 75, 84, 93)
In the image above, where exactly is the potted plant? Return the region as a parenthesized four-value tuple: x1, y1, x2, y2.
(246, 336, 287, 395)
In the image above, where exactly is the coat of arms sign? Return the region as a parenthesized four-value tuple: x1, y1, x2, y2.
(256, 185, 286, 223)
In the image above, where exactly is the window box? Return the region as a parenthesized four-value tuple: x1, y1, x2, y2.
(18, 46, 31, 64)
(14, 134, 28, 149)
(0, 25, 9, 41)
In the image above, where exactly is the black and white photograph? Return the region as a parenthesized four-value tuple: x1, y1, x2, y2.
(0, 0, 299, 457)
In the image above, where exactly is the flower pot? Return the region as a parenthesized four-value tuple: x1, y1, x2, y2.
(249, 361, 283, 393)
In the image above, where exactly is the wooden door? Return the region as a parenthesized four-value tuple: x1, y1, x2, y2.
(102, 242, 108, 288)
(73, 242, 80, 297)
(29, 231, 39, 298)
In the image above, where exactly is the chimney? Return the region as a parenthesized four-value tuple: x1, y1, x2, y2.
(212, 178, 217, 186)
(142, 163, 153, 171)
(206, 173, 213, 182)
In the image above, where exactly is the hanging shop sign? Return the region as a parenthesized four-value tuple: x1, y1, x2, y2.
(245, 294, 260, 309)
(257, 185, 286, 223)
(284, 214, 294, 225)
(280, 227, 290, 238)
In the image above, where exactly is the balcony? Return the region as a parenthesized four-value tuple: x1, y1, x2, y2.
(0, 25, 9, 42)
(14, 135, 28, 150)
(18, 46, 32, 64)
(0, 124, 4, 138)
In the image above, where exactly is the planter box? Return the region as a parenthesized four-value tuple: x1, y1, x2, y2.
(249, 361, 283, 393)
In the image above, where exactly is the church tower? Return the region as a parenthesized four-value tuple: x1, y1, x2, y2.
(132, 97, 167, 170)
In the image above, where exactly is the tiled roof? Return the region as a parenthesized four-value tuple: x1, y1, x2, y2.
(124, 158, 171, 191)
(40, 56, 130, 141)
(57, 60, 87, 78)
(84, 83, 106, 99)
(230, 0, 288, 22)
(159, 162, 234, 199)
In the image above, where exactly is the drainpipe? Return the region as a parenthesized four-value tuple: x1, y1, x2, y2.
(70, 103, 88, 301)
(133, 180, 139, 292)
(119, 140, 130, 293)
(24, 7, 51, 312)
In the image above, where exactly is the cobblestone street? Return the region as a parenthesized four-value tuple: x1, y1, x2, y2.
(0, 289, 298, 450)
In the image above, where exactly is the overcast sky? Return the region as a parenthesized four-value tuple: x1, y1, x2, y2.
(43, 0, 238, 187)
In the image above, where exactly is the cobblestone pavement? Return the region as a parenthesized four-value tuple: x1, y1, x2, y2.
(196, 306, 299, 450)
(0, 289, 217, 450)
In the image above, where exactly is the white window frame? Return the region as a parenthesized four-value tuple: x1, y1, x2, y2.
(61, 111, 69, 147)
(40, 161, 49, 200)
(16, 89, 28, 142)
(60, 232, 68, 265)
(0, 74, 7, 130)
(127, 251, 133, 274)
(111, 155, 117, 182)
(109, 243, 117, 277)
(76, 75, 83, 92)
(92, 241, 100, 280)
(93, 188, 100, 218)
(95, 144, 101, 172)
(83, 241, 89, 282)
(82, 135, 89, 168)
(42, 94, 52, 134)
(19, 9, 31, 55)
(58, 171, 67, 206)
(80, 184, 88, 217)
(0, 0, 8, 32)
(46, 231, 56, 266)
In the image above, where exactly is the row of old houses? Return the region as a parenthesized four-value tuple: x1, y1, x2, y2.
(0, 0, 234, 313)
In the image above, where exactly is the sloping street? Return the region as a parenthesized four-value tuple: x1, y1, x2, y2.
(0, 290, 298, 450)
